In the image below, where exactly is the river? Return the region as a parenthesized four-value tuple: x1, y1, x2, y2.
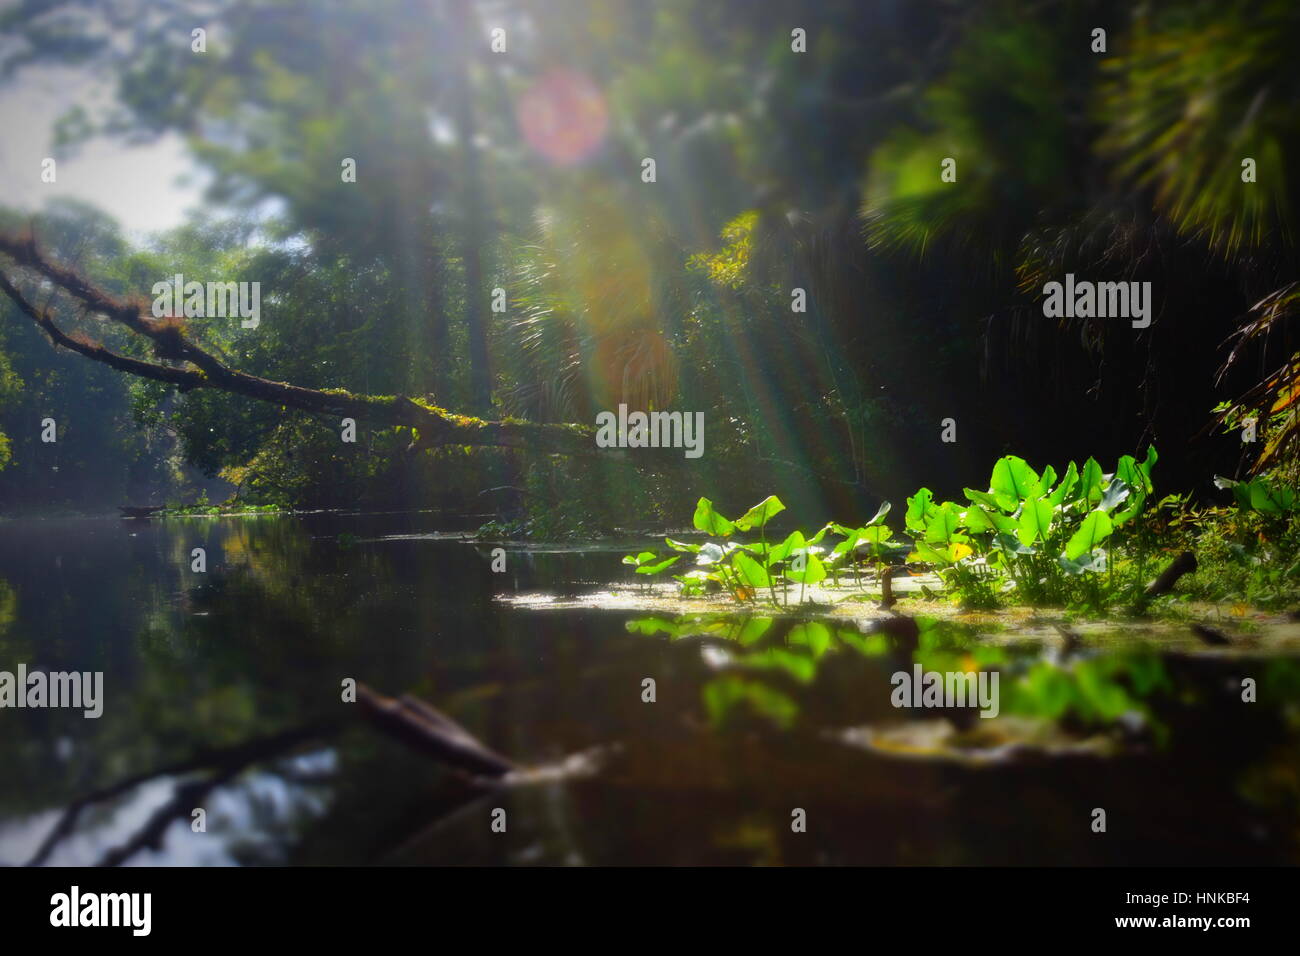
(1, 513, 1296, 865)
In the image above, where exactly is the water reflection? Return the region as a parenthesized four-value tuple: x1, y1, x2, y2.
(0, 515, 1297, 865)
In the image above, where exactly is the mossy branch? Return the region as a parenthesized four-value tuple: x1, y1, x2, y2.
(0, 231, 596, 456)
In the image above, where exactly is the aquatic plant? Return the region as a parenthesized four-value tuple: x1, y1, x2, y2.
(626, 448, 1168, 611)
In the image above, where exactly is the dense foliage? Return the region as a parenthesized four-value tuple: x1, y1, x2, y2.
(0, 0, 1296, 530)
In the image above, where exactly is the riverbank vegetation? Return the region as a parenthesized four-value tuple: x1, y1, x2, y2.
(627, 448, 1299, 614)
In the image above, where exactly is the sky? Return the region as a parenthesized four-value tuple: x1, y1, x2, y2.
(0, 64, 204, 238)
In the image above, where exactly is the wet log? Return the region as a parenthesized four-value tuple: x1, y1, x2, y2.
(1144, 551, 1198, 597)
(355, 684, 514, 778)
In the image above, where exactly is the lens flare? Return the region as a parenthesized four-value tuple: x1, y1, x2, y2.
(516, 68, 609, 166)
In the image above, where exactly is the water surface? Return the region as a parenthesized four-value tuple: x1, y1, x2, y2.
(1, 514, 1297, 865)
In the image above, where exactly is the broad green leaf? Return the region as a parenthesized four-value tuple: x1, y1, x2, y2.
(1115, 455, 1150, 496)
(664, 537, 701, 553)
(1248, 478, 1296, 514)
(1016, 496, 1053, 546)
(806, 523, 834, 546)
(962, 505, 997, 534)
(909, 540, 954, 565)
(1048, 461, 1080, 506)
(733, 495, 786, 531)
(768, 529, 807, 563)
(858, 525, 898, 549)
(924, 501, 963, 545)
(970, 504, 1017, 535)
(990, 456, 1042, 511)
(636, 555, 681, 575)
(831, 531, 861, 556)
(1112, 487, 1149, 526)
(964, 487, 1002, 510)
(1139, 446, 1158, 488)
(1232, 479, 1253, 510)
(733, 551, 771, 588)
(1065, 509, 1114, 560)
(1079, 458, 1104, 505)
(905, 488, 934, 532)
(784, 551, 827, 584)
(693, 497, 735, 536)
(865, 501, 892, 527)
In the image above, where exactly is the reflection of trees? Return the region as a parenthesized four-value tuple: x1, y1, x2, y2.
(0, 575, 20, 654)
(29, 683, 519, 867)
(0, 517, 509, 864)
(27, 723, 331, 866)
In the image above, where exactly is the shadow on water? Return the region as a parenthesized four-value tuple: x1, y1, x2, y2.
(0, 514, 1297, 865)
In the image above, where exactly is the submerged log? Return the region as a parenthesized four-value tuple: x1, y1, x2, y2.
(355, 684, 514, 778)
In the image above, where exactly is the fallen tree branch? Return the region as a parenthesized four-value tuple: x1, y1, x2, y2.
(0, 231, 596, 456)
(1144, 551, 1198, 598)
(355, 684, 514, 778)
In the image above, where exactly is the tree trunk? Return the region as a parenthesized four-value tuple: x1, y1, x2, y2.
(449, 1, 493, 414)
